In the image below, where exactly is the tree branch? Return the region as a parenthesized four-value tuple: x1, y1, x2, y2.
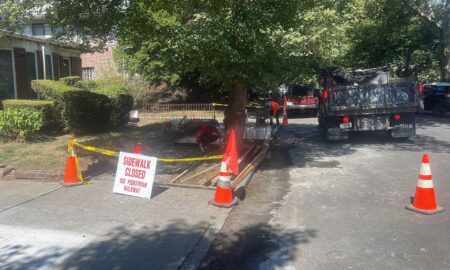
(400, 0, 441, 33)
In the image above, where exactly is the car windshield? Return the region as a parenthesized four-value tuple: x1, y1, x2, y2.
(289, 86, 313, 97)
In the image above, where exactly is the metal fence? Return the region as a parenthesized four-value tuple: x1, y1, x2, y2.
(137, 103, 217, 119)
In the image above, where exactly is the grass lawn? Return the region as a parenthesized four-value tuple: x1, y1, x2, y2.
(0, 119, 166, 172)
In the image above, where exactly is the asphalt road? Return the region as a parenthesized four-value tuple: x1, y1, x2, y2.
(200, 114, 450, 270)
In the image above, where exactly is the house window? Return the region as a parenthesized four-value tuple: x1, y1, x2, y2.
(32, 23, 45, 37)
(0, 50, 15, 99)
(82, 68, 95, 80)
(52, 25, 64, 35)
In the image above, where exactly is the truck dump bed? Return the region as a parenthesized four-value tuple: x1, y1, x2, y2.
(326, 82, 419, 116)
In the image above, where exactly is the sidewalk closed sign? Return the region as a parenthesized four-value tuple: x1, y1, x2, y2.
(113, 152, 157, 199)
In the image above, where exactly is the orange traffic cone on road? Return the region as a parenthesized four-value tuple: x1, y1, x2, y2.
(282, 96, 288, 126)
(210, 129, 239, 208)
(405, 154, 444, 215)
(63, 150, 82, 186)
(134, 143, 142, 154)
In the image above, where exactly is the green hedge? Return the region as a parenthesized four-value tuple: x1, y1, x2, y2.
(94, 79, 128, 97)
(29, 79, 132, 133)
(0, 108, 43, 141)
(63, 91, 112, 132)
(1, 99, 63, 130)
(110, 94, 134, 127)
(31, 80, 80, 101)
(59, 76, 81, 86)
(75, 80, 97, 91)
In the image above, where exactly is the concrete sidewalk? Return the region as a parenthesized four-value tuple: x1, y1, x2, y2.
(0, 179, 231, 270)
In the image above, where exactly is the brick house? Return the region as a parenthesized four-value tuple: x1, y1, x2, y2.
(80, 43, 119, 80)
(0, 32, 82, 99)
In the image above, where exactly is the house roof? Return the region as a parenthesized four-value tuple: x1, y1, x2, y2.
(0, 30, 82, 52)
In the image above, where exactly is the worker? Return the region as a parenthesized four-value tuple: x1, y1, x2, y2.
(196, 122, 222, 152)
(264, 99, 280, 125)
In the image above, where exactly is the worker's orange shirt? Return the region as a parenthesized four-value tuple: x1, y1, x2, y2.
(271, 101, 280, 116)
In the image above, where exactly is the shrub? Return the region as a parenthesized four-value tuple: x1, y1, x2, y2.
(31, 80, 80, 101)
(90, 78, 133, 127)
(110, 94, 134, 127)
(75, 80, 97, 91)
(63, 91, 112, 132)
(94, 78, 129, 97)
(1, 99, 63, 130)
(0, 108, 43, 141)
(59, 76, 81, 86)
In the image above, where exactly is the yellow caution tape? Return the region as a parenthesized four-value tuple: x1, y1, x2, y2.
(158, 155, 223, 163)
(212, 103, 228, 107)
(73, 141, 119, 157)
(211, 103, 263, 109)
(69, 139, 223, 162)
(74, 154, 84, 182)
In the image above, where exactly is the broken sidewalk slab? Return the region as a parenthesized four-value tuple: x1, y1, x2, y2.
(0, 164, 14, 177)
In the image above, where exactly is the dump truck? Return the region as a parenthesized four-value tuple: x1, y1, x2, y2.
(318, 67, 422, 140)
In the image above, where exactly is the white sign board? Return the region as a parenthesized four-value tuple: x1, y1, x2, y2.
(113, 152, 157, 199)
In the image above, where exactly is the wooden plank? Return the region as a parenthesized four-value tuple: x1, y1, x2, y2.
(231, 150, 267, 189)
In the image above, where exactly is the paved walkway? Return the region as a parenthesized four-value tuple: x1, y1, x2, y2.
(0, 179, 230, 270)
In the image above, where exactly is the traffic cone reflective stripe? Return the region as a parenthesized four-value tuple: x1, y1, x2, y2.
(282, 96, 288, 126)
(406, 154, 444, 215)
(210, 161, 237, 208)
(63, 149, 82, 186)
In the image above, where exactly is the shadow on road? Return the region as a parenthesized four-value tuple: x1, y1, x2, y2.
(1, 220, 314, 270)
(198, 224, 317, 270)
(0, 244, 66, 270)
(263, 114, 450, 170)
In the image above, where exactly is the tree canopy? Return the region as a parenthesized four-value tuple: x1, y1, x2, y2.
(2, 0, 447, 84)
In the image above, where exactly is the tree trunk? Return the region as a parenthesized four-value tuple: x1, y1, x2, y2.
(442, 44, 450, 81)
(224, 81, 247, 151)
(441, 1, 450, 81)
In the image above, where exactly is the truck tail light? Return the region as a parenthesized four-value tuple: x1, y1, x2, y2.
(343, 116, 350, 123)
(394, 114, 401, 120)
(418, 83, 423, 93)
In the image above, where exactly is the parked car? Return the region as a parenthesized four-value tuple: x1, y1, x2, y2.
(284, 85, 318, 115)
(422, 82, 450, 115)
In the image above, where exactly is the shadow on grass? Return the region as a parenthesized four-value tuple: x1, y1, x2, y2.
(0, 221, 315, 270)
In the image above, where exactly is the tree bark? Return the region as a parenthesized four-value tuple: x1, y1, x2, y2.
(224, 81, 247, 151)
(439, 33, 450, 81)
(441, 0, 450, 81)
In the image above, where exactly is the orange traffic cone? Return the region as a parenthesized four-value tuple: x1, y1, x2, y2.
(63, 150, 82, 186)
(210, 129, 239, 208)
(282, 96, 288, 126)
(134, 144, 142, 154)
(406, 154, 444, 215)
